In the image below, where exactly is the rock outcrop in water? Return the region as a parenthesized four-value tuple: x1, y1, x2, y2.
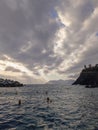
(0, 78, 23, 87)
(72, 64, 98, 87)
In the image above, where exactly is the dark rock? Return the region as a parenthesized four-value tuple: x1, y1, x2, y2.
(72, 64, 98, 88)
(0, 78, 23, 87)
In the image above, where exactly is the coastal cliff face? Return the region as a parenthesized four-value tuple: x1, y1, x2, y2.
(73, 64, 98, 86)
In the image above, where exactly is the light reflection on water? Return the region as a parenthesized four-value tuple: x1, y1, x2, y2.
(0, 85, 98, 130)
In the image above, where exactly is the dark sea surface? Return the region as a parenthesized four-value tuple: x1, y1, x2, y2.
(0, 84, 98, 130)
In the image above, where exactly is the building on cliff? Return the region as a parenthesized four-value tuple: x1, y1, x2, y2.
(72, 64, 98, 87)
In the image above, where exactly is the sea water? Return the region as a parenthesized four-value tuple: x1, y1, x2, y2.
(0, 85, 98, 130)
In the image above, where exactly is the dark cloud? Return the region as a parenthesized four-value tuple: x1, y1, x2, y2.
(5, 66, 21, 72)
(0, 0, 60, 66)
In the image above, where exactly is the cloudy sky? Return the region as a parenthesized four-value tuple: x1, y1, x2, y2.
(0, 0, 98, 83)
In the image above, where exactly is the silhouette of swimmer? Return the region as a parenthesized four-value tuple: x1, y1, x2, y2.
(18, 99, 21, 105)
(46, 97, 52, 103)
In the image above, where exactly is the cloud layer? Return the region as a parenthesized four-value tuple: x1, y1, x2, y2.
(0, 0, 98, 83)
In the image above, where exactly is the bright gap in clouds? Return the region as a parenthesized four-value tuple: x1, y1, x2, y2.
(0, 55, 46, 83)
(0, 55, 32, 75)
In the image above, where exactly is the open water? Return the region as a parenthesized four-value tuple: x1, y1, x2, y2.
(0, 85, 98, 130)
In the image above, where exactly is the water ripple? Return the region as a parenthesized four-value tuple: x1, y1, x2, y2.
(0, 85, 98, 130)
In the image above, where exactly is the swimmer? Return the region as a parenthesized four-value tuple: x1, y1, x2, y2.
(18, 99, 21, 105)
(46, 97, 52, 103)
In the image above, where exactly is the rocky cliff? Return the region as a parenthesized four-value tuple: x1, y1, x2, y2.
(72, 64, 98, 87)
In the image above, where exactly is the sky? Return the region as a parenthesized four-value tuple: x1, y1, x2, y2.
(0, 0, 98, 84)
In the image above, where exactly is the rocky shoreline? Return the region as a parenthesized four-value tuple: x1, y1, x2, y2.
(0, 78, 23, 87)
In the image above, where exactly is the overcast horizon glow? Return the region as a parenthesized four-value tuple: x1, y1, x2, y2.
(0, 0, 98, 83)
